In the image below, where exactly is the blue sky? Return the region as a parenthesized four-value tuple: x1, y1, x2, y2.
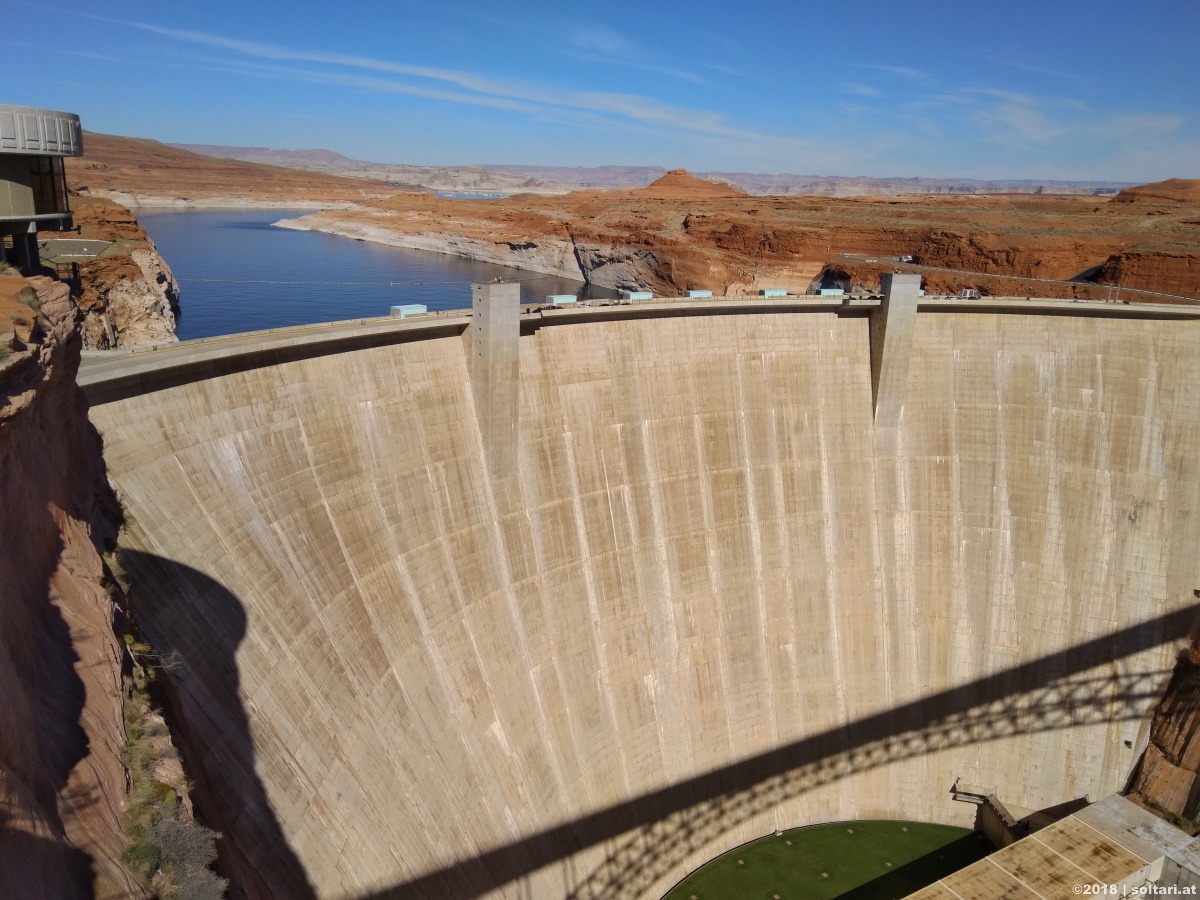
(6, 0, 1199, 181)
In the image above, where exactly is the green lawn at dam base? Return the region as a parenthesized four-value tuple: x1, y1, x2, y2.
(663, 821, 993, 900)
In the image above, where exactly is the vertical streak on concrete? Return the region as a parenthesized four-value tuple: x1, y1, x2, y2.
(870, 272, 922, 428)
(469, 281, 521, 481)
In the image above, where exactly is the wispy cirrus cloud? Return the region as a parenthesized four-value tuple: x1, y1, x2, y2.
(967, 88, 1184, 147)
(122, 20, 808, 152)
(556, 24, 709, 85)
(844, 83, 882, 98)
(854, 63, 930, 82)
(975, 52, 1093, 83)
(0, 38, 125, 65)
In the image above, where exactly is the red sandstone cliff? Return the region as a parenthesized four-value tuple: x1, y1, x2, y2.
(69, 195, 181, 349)
(0, 274, 141, 898)
(280, 171, 1200, 301)
(1113, 179, 1200, 204)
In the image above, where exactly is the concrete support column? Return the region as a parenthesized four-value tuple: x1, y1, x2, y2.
(13, 231, 38, 273)
(469, 281, 521, 480)
(870, 272, 921, 428)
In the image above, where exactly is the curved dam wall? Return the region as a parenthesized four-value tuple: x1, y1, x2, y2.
(86, 304, 1200, 899)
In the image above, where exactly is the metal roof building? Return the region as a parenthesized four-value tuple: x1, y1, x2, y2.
(0, 104, 82, 271)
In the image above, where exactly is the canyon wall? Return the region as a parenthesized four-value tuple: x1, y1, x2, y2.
(273, 174, 1200, 302)
(274, 214, 820, 295)
(86, 305, 1200, 899)
(0, 274, 139, 899)
(1097, 250, 1200, 301)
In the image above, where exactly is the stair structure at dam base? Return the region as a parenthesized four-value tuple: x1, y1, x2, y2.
(78, 279, 1200, 899)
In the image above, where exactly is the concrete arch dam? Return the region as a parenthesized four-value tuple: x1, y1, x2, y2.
(83, 295, 1200, 899)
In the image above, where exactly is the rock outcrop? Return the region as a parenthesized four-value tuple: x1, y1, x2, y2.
(1095, 249, 1200, 300)
(274, 213, 586, 280)
(0, 273, 139, 899)
(1128, 642, 1200, 824)
(633, 168, 747, 199)
(1113, 179, 1200, 204)
(69, 195, 180, 349)
(275, 173, 1200, 301)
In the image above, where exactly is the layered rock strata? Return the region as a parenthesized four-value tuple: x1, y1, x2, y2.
(70, 195, 180, 349)
(275, 172, 1200, 301)
(1129, 642, 1200, 822)
(0, 273, 138, 899)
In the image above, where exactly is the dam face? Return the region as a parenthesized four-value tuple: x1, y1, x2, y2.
(86, 303, 1200, 899)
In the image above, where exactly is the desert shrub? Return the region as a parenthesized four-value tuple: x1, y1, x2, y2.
(120, 653, 227, 897)
(149, 816, 219, 874)
(148, 816, 229, 900)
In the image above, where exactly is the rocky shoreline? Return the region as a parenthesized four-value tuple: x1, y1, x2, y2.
(86, 190, 364, 211)
(272, 208, 820, 295)
(273, 212, 588, 280)
(270, 171, 1200, 302)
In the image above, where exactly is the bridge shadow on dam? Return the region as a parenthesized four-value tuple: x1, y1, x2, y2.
(364, 602, 1200, 900)
(120, 548, 1199, 900)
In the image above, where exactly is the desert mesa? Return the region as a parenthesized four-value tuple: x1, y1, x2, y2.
(277, 169, 1200, 301)
(67, 134, 1200, 304)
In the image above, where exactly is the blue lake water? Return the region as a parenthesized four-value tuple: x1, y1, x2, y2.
(137, 209, 615, 341)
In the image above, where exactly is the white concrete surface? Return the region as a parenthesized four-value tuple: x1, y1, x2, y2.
(86, 301, 1200, 898)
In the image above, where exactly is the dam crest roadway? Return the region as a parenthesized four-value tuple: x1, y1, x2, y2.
(84, 287, 1200, 899)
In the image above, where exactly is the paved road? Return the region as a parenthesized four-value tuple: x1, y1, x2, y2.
(835, 253, 1198, 304)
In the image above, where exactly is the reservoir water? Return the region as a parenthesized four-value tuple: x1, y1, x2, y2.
(138, 209, 616, 341)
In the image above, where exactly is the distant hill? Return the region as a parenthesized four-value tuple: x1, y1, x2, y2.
(169, 144, 573, 195)
(68, 133, 408, 207)
(1113, 178, 1200, 203)
(169, 143, 1135, 198)
(171, 144, 365, 169)
(693, 172, 1132, 198)
(477, 164, 669, 189)
(635, 168, 748, 199)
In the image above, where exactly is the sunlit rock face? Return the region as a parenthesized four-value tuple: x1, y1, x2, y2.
(88, 307, 1200, 899)
(1, 274, 137, 900)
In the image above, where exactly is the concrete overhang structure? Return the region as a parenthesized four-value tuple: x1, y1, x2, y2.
(0, 104, 82, 272)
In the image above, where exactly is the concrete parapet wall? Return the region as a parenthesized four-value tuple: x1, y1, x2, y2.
(87, 307, 1200, 898)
